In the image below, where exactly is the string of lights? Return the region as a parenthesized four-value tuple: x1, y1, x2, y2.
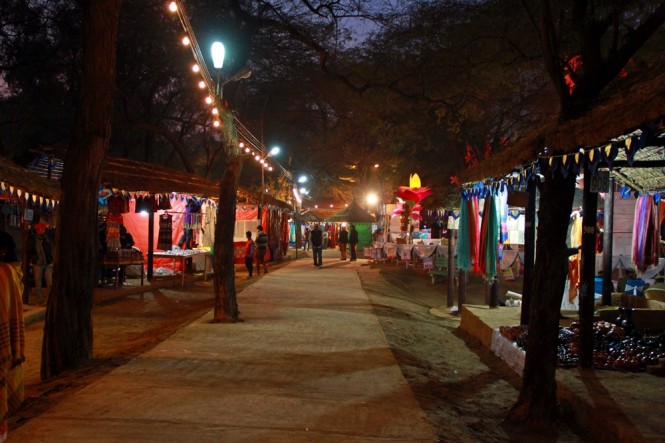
(167, 1, 291, 181)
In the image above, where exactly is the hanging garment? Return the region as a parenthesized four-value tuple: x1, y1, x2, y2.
(201, 204, 216, 248)
(632, 195, 659, 271)
(157, 214, 173, 251)
(106, 214, 123, 250)
(107, 195, 128, 214)
(456, 199, 471, 271)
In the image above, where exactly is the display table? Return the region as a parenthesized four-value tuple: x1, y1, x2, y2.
(102, 254, 145, 290)
(153, 249, 211, 287)
(412, 244, 437, 259)
(395, 244, 414, 268)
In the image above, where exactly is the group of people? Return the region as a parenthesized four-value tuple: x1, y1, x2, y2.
(244, 225, 269, 278)
(310, 224, 358, 268)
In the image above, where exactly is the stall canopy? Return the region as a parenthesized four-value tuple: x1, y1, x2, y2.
(325, 200, 375, 249)
(300, 210, 323, 223)
(1, 156, 61, 204)
(458, 57, 665, 187)
(324, 200, 375, 223)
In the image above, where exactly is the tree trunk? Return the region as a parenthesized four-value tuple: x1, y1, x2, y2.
(212, 142, 242, 323)
(509, 170, 576, 426)
(41, 0, 121, 379)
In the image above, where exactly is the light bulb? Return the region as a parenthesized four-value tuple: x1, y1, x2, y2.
(212, 107, 218, 115)
(181, 36, 190, 46)
(198, 80, 205, 89)
(169, 2, 177, 12)
(205, 96, 212, 105)
(192, 64, 200, 73)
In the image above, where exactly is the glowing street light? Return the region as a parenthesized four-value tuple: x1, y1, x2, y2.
(211, 42, 225, 69)
(261, 146, 281, 204)
(211, 41, 225, 97)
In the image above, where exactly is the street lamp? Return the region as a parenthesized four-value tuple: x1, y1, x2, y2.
(219, 67, 252, 99)
(211, 41, 225, 97)
(260, 146, 280, 204)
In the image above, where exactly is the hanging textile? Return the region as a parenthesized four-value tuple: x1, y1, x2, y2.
(456, 199, 471, 271)
(108, 195, 129, 214)
(157, 214, 173, 251)
(201, 204, 216, 247)
(183, 200, 202, 229)
(632, 195, 659, 272)
(105, 213, 123, 250)
(469, 196, 481, 273)
(479, 195, 499, 280)
(568, 212, 583, 301)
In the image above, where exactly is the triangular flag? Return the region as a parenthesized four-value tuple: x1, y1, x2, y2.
(588, 149, 595, 162)
(625, 138, 632, 150)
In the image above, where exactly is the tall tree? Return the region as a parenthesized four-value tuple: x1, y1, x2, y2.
(40, 0, 121, 378)
(510, 0, 665, 426)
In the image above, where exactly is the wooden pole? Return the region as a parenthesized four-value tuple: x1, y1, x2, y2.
(147, 208, 155, 280)
(602, 179, 614, 305)
(579, 168, 598, 368)
(458, 269, 466, 308)
(447, 228, 455, 307)
(520, 181, 536, 325)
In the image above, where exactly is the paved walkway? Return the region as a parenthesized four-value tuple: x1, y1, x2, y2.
(12, 251, 437, 442)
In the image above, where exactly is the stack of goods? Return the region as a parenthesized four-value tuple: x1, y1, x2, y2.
(499, 321, 665, 373)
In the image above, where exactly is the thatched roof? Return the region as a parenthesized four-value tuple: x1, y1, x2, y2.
(26, 152, 291, 209)
(102, 157, 291, 209)
(459, 58, 665, 188)
(0, 156, 61, 201)
(324, 200, 375, 223)
(300, 210, 323, 222)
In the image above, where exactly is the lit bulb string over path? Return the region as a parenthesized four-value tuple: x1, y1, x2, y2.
(167, 1, 290, 182)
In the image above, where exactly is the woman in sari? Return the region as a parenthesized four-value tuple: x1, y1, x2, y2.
(0, 231, 25, 442)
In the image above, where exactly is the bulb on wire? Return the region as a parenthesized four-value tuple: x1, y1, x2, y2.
(192, 64, 200, 73)
(198, 81, 205, 89)
(169, 2, 177, 12)
(205, 96, 212, 105)
(181, 36, 190, 46)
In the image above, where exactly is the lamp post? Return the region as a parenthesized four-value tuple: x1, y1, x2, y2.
(211, 41, 225, 96)
(260, 145, 280, 206)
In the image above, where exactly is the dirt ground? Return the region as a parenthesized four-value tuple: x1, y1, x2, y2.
(11, 258, 586, 442)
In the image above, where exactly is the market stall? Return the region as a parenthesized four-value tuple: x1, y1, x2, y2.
(324, 200, 375, 251)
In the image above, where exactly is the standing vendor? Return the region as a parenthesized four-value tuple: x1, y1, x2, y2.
(28, 223, 53, 304)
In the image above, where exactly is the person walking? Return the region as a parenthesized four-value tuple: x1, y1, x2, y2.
(303, 228, 310, 251)
(349, 224, 359, 261)
(338, 226, 349, 260)
(28, 223, 53, 304)
(311, 224, 323, 268)
(0, 231, 26, 443)
(244, 231, 255, 278)
(255, 225, 269, 275)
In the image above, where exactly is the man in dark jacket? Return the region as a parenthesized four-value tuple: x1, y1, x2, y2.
(349, 224, 359, 261)
(310, 224, 323, 268)
(255, 225, 269, 275)
(338, 226, 349, 260)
